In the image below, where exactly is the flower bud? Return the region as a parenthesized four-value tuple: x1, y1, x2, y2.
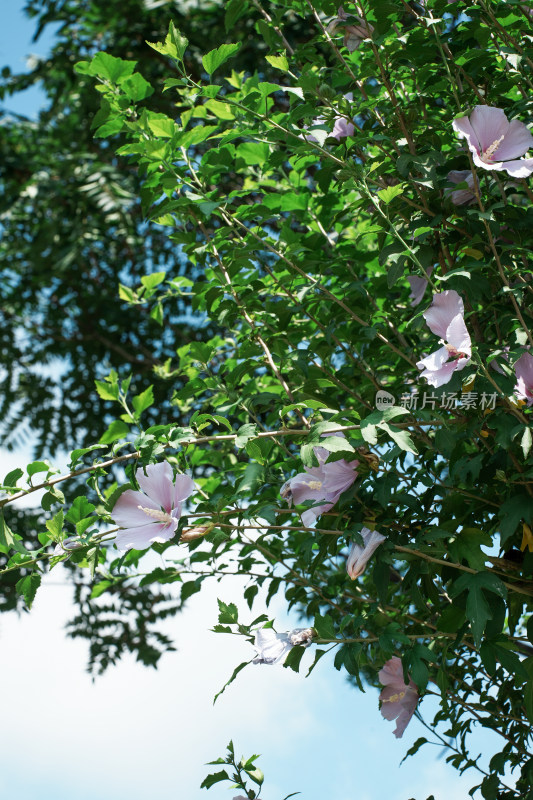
(180, 523, 214, 542)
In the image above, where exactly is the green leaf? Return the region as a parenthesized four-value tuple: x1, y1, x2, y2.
(147, 21, 188, 62)
(88, 52, 136, 84)
(45, 509, 64, 543)
(202, 43, 241, 75)
(66, 496, 96, 525)
(283, 645, 306, 673)
(100, 420, 130, 445)
(448, 528, 492, 571)
(235, 423, 257, 449)
(213, 661, 248, 704)
(147, 116, 176, 138)
(521, 427, 532, 458)
(141, 271, 166, 292)
(27, 460, 51, 479)
(313, 612, 336, 640)
(225, 0, 247, 31)
(95, 380, 119, 401)
(217, 598, 239, 624)
(265, 54, 289, 71)
(69, 444, 108, 469)
(132, 386, 154, 418)
(499, 493, 533, 546)
(3, 468, 23, 487)
(16, 574, 41, 609)
(120, 73, 154, 102)
(245, 766, 264, 786)
(451, 572, 507, 646)
(236, 462, 264, 495)
(378, 422, 417, 454)
(377, 184, 405, 204)
(0, 514, 16, 554)
(200, 770, 230, 789)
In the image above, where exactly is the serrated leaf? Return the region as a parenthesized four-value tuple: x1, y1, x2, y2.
(283, 645, 306, 673)
(202, 43, 241, 76)
(16, 574, 41, 609)
(65, 496, 96, 525)
(200, 770, 229, 789)
(265, 54, 289, 71)
(217, 598, 239, 624)
(377, 184, 404, 204)
(100, 420, 130, 445)
(132, 386, 154, 417)
(88, 52, 136, 84)
(313, 612, 336, 640)
(95, 380, 119, 401)
(45, 509, 64, 543)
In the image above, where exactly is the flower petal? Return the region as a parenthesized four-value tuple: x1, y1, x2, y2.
(252, 629, 293, 665)
(472, 152, 506, 172)
(423, 290, 464, 339)
(500, 157, 533, 178)
(302, 501, 333, 527)
(515, 351, 533, 405)
(321, 459, 359, 500)
(112, 489, 159, 529)
(469, 105, 509, 153)
(407, 267, 434, 306)
(346, 528, 386, 579)
(173, 474, 195, 504)
(493, 119, 533, 160)
(452, 114, 481, 156)
(136, 462, 174, 511)
(419, 358, 462, 388)
(332, 117, 355, 140)
(417, 345, 451, 373)
(446, 313, 472, 356)
(114, 520, 177, 552)
(289, 468, 327, 505)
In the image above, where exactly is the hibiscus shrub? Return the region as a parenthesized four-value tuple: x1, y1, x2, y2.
(2, 1, 533, 797)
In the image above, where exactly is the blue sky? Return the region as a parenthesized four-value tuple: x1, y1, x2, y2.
(0, 6, 513, 799)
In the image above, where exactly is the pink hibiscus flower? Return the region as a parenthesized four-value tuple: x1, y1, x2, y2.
(281, 434, 359, 527)
(304, 93, 355, 142)
(379, 656, 419, 738)
(446, 170, 476, 205)
(346, 527, 386, 579)
(453, 106, 533, 178)
(327, 7, 374, 52)
(416, 290, 472, 388)
(407, 266, 433, 307)
(111, 462, 195, 552)
(514, 351, 533, 406)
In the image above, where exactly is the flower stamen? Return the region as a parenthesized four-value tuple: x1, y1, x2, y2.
(138, 505, 173, 525)
(482, 135, 504, 161)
